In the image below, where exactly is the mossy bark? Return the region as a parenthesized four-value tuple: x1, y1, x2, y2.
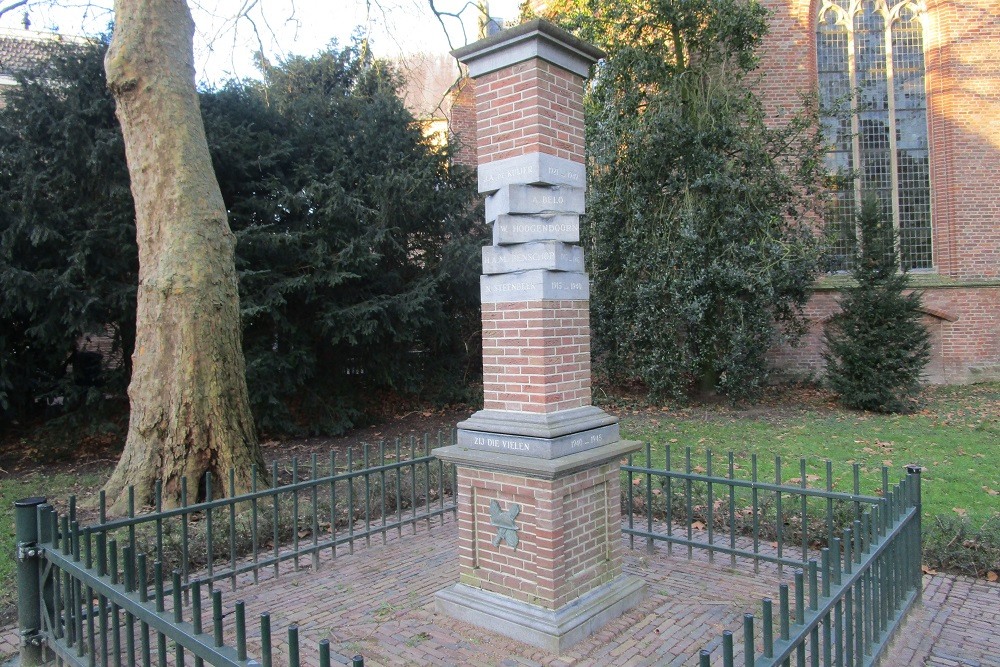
(102, 0, 265, 510)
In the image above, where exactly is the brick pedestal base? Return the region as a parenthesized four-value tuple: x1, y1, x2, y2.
(435, 440, 645, 651)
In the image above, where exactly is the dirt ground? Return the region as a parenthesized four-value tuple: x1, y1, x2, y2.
(0, 405, 472, 498)
(0, 384, 841, 481)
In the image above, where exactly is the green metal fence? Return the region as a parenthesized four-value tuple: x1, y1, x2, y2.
(14, 433, 457, 667)
(624, 443, 923, 666)
(16, 435, 923, 666)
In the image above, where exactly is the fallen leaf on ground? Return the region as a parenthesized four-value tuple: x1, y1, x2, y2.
(952, 507, 968, 517)
(987, 571, 998, 582)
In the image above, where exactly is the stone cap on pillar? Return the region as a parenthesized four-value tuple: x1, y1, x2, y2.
(452, 18, 605, 79)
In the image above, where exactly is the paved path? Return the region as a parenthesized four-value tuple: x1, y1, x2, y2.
(886, 574, 1000, 667)
(2, 518, 997, 666)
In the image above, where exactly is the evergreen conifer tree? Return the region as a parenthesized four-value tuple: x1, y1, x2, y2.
(824, 195, 931, 412)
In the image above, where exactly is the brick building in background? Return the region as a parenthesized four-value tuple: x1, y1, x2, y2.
(759, 0, 999, 383)
(0, 27, 87, 105)
(450, 0, 999, 384)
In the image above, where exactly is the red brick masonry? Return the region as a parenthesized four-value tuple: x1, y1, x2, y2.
(475, 58, 586, 166)
(456, 462, 622, 610)
(481, 300, 591, 413)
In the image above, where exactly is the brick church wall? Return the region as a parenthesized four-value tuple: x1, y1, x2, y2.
(758, 0, 1000, 383)
(449, 77, 478, 168)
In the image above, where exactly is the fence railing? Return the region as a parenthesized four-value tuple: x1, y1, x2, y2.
(624, 443, 923, 666)
(14, 433, 457, 667)
(16, 436, 922, 666)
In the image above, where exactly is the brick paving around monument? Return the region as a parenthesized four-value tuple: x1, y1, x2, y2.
(3, 515, 998, 666)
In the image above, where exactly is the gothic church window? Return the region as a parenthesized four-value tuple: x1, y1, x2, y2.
(817, 0, 932, 271)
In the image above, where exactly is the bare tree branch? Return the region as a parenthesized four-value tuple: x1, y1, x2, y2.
(0, 1, 29, 20)
(426, 0, 495, 128)
(428, 0, 489, 52)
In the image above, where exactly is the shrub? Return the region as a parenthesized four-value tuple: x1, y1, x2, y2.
(923, 514, 1000, 579)
(573, 0, 826, 401)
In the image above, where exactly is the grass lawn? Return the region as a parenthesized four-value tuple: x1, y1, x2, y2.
(1, 383, 996, 634)
(0, 468, 107, 632)
(617, 383, 1000, 524)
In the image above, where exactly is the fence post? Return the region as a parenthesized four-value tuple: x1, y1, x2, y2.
(14, 496, 46, 667)
(905, 465, 923, 602)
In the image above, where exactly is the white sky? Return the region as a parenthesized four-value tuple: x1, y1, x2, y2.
(0, 0, 524, 85)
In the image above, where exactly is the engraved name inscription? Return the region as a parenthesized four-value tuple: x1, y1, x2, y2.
(482, 165, 536, 185)
(500, 223, 576, 233)
(482, 282, 533, 294)
(473, 436, 531, 451)
(530, 194, 566, 206)
(483, 251, 551, 265)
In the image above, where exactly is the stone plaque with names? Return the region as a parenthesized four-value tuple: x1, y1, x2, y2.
(485, 184, 586, 223)
(482, 241, 584, 275)
(480, 269, 589, 303)
(492, 214, 581, 245)
(478, 153, 586, 194)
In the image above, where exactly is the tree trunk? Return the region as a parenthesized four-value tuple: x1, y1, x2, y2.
(102, 0, 265, 510)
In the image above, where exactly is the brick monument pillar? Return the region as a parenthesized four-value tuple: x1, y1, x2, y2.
(434, 20, 646, 652)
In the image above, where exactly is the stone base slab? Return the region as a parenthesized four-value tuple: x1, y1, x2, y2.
(456, 423, 619, 459)
(457, 406, 619, 458)
(434, 439, 642, 480)
(459, 406, 618, 438)
(435, 575, 647, 653)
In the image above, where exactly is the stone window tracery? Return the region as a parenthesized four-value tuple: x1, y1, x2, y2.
(817, 0, 932, 270)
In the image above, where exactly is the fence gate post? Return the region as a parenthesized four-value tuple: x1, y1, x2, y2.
(905, 465, 923, 602)
(14, 496, 47, 667)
